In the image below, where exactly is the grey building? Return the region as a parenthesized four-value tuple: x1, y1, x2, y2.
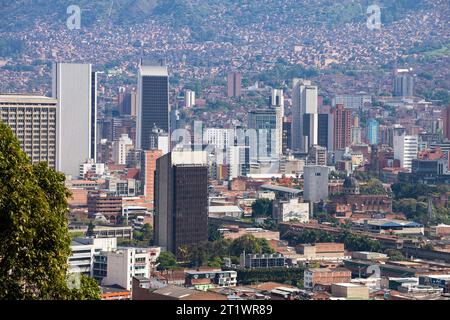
(303, 165, 329, 202)
(52, 63, 97, 178)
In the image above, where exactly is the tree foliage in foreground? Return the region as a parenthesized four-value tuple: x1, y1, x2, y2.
(0, 124, 100, 300)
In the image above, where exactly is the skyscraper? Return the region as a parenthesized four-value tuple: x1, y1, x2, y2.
(141, 149, 162, 206)
(292, 79, 318, 153)
(331, 104, 351, 150)
(318, 113, 334, 151)
(271, 89, 285, 117)
(52, 63, 97, 178)
(393, 128, 418, 170)
(393, 68, 415, 97)
(137, 62, 169, 151)
(367, 119, 380, 145)
(443, 106, 450, 141)
(227, 72, 242, 98)
(154, 151, 208, 258)
(0, 94, 57, 168)
(248, 108, 283, 161)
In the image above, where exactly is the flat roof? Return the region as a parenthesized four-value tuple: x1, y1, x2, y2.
(261, 184, 302, 194)
(0, 94, 57, 104)
(209, 206, 243, 213)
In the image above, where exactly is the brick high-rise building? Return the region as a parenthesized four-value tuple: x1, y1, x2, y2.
(141, 149, 162, 207)
(87, 192, 122, 224)
(331, 104, 351, 150)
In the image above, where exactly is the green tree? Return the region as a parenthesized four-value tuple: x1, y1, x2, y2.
(86, 222, 95, 237)
(252, 199, 273, 217)
(156, 251, 178, 271)
(0, 124, 100, 299)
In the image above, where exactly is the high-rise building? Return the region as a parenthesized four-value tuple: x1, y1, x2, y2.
(118, 88, 137, 116)
(318, 113, 334, 151)
(331, 104, 351, 150)
(393, 68, 415, 97)
(292, 79, 318, 153)
(0, 94, 57, 168)
(154, 151, 208, 258)
(227, 145, 250, 179)
(204, 128, 233, 151)
(303, 165, 329, 203)
(443, 106, 450, 141)
(137, 62, 169, 151)
(112, 134, 133, 165)
(393, 128, 418, 170)
(367, 119, 380, 145)
(184, 89, 196, 108)
(282, 117, 292, 154)
(308, 145, 327, 166)
(227, 72, 242, 98)
(141, 149, 163, 206)
(149, 126, 169, 155)
(52, 63, 97, 178)
(271, 89, 285, 117)
(248, 108, 283, 161)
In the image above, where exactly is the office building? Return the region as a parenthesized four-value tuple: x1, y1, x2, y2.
(0, 94, 57, 168)
(331, 104, 352, 150)
(271, 88, 284, 117)
(227, 72, 242, 98)
(154, 151, 208, 258)
(137, 62, 169, 150)
(53, 63, 97, 178)
(79, 159, 105, 178)
(367, 119, 379, 145)
(292, 79, 318, 153)
(118, 88, 137, 116)
(282, 117, 292, 154)
(303, 165, 329, 203)
(141, 149, 163, 206)
(443, 106, 450, 141)
(184, 89, 196, 108)
(393, 128, 418, 170)
(97, 248, 151, 291)
(87, 192, 123, 224)
(240, 253, 286, 269)
(248, 108, 283, 161)
(318, 113, 334, 151)
(393, 68, 415, 97)
(204, 128, 233, 151)
(308, 145, 327, 166)
(148, 126, 169, 155)
(332, 94, 372, 109)
(112, 134, 133, 165)
(227, 145, 250, 179)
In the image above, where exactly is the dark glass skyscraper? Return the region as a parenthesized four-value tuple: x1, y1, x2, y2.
(154, 151, 208, 258)
(137, 62, 169, 151)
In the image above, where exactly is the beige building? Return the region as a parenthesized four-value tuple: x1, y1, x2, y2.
(0, 94, 57, 168)
(331, 283, 370, 300)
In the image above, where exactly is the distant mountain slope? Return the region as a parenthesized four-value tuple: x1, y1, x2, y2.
(0, 0, 432, 32)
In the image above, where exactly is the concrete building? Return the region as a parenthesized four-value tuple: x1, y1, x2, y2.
(303, 165, 329, 203)
(331, 283, 370, 300)
(227, 145, 250, 179)
(137, 62, 169, 150)
(112, 134, 133, 165)
(296, 243, 345, 261)
(87, 192, 123, 224)
(98, 248, 151, 291)
(154, 151, 208, 258)
(53, 63, 97, 178)
(273, 198, 310, 223)
(248, 108, 283, 161)
(184, 89, 196, 108)
(367, 119, 379, 145)
(185, 270, 237, 290)
(240, 253, 286, 269)
(393, 68, 415, 97)
(393, 128, 418, 170)
(308, 145, 327, 166)
(79, 160, 105, 178)
(292, 79, 318, 153)
(331, 104, 352, 150)
(0, 94, 57, 168)
(227, 72, 242, 98)
(204, 128, 233, 151)
(303, 268, 352, 289)
(332, 94, 372, 109)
